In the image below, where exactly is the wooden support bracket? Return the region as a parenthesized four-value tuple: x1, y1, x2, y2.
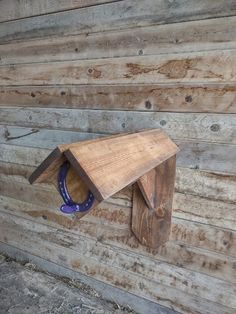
(29, 129, 179, 248)
(132, 155, 176, 248)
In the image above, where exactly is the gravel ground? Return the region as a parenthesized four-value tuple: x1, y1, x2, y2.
(0, 254, 136, 314)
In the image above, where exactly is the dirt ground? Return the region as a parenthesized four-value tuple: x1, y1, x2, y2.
(0, 254, 136, 314)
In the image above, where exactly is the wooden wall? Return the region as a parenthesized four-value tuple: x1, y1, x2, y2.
(0, 1, 236, 313)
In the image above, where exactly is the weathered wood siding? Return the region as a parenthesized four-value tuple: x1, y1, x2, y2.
(0, 1, 236, 313)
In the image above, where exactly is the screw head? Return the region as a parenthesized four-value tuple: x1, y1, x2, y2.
(160, 120, 167, 126)
(210, 124, 220, 132)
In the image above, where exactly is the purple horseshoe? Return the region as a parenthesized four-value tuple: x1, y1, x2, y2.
(58, 161, 95, 214)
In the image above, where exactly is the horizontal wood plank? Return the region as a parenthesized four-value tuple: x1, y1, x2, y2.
(0, 0, 120, 23)
(0, 16, 236, 65)
(0, 50, 235, 85)
(64, 129, 178, 200)
(1, 145, 235, 203)
(1, 159, 235, 225)
(173, 193, 236, 230)
(1, 191, 236, 285)
(1, 177, 236, 279)
(0, 108, 235, 145)
(1, 0, 236, 310)
(1, 212, 235, 314)
(0, 84, 235, 113)
(1, 125, 235, 174)
(176, 140, 236, 174)
(1, 0, 236, 43)
(1, 174, 236, 258)
(175, 167, 236, 203)
(2, 167, 236, 230)
(0, 126, 233, 182)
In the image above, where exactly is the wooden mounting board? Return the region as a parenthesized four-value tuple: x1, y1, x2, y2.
(65, 129, 178, 201)
(29, 129, 179, 202)
(29, 132, 130, 184)
(132, 155, 177, 248)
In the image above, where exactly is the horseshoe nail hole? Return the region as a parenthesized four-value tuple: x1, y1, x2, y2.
(145, 100, 152, 109)
(122, 123, 126, 128)
(75, 48, 78, 52)
(210, 124, 220, 132)
(223, 240, 228, 246)
(31, 92, 36, 98)
(160, 120, 167, 126)
(138, 49, 143, 56)
(61, 91, 66, 96)
(87, 68, 93, 74)
(185, 95, 192, 103)
(42, 215, 48, 220)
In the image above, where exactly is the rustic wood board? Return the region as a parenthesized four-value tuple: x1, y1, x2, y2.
(0, 50, 235, 85)
(1, 108, 235, 145)
(1, 0, 236, 43)
(2, 163, 236, 230)
(1, 127, 236, 174)
(28, 132, 126, 184)
(1, 84, 235, 113)
(1, 145, 235, 204)
(64, 129, 178, 201)
(0, 211, 236, 313)
(1, 185, 236, 282)
(133, 156, 176, 248)
(1, 16, 236, 65)
(0, 0, 235, 310)
(0, 0, 119, 23)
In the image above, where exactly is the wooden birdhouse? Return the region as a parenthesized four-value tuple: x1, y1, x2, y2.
(29, 129, 179, 249)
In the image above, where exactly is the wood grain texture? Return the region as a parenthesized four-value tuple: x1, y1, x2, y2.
(29, 132, 132, 184)
(0, 108, 235, 145)
(176, 140, 236, 174)
(175, 167, 236, 203)
(133, 156, 176, 248)
(3, 160, 236, 230)
(1, 171, 236, 258)
(0, 84, 235, 113)
(0, 50, 235, 85)
(1, 126, 236, 177)
(1, 0, 236, 43)
(0, 16, 236, 65)
(0, 0, 120, 23)
(0, 0, 235, 310)
(65, 129, 178, 200)
(137, 169, 156, 210)
(1, 164, 236, 230)
(1, 144, 235, 204)
(1, 212, 235, 314)
(1, 189, 236, 285)
(173, 192, 236, 230)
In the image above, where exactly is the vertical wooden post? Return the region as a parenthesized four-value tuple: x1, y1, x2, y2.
(132, 155, 176, 248)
